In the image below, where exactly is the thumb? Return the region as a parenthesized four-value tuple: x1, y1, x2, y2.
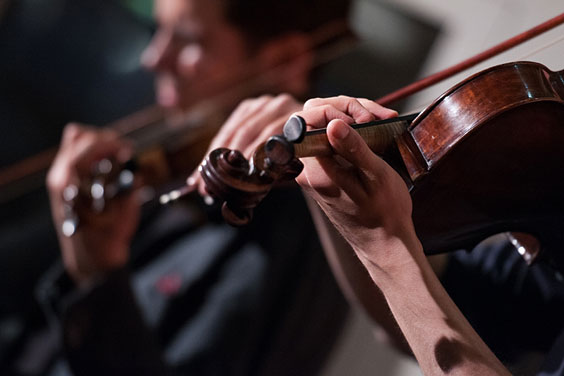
(326, 119, 381, 173)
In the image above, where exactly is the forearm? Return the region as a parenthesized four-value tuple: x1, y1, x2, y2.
(357, 236, 510, 376)
(304, 195, 411, 354)
(292, 96, 509, 375)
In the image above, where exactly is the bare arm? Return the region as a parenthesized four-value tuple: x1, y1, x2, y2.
(304, 191, 412, 355)
(293, 96, 510, 375)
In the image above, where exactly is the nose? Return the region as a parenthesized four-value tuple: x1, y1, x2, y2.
(140, 31, 177, 73)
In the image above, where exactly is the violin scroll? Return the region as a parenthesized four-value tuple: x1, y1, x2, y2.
(198, 114, 413, 226)
(200, 138, 303, 226)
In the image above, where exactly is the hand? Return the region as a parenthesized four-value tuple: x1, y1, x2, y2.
(295, 97, 511, 376)
(186, 94, 302, 198)
(293, 96, 421, 270)
(46, 124, 140, 285)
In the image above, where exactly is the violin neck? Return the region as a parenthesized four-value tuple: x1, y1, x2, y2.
(294, 113, 418, 158)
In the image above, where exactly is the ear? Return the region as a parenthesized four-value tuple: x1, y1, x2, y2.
(254, 33, 314, 97)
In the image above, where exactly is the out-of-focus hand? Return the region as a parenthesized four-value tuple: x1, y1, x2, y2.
(186, 94, 302, 198)
(46, 124, 140, 285)
(292, 96, 421, 270)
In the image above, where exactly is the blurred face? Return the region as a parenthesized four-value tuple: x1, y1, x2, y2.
(141, 0, 253, 110)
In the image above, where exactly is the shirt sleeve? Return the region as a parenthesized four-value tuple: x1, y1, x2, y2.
(36, 263, 170, 376)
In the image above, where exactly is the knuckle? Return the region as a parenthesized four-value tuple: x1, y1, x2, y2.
(239, 98, 254, 108)
(304, 97, 323, 108)
(239, 121, 256, 135)
(63, 123, 83, 140)
(100, 128, 120, 141)
(357, 112, 375, 123)
(337, 95, 355, 104)
(320, 104, 334, 114)
(45, 171, 56, 190)
(347, 97, 362, 108)
(78, 132, 98, 146)
(275, 93, 293, 103)
(239, 94, 272, 109)
(259, 94, 274, 101)
(256, 94, 273, 105)
(46, 169, 68, 192)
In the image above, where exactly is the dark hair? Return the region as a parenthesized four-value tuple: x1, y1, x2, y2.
(220, 0, 352, 48)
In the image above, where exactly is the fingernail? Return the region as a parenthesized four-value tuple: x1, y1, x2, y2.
(186, 177, 196, 186)
(332, 123, 350, 139)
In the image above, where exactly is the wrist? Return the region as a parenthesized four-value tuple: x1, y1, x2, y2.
(66, 262, 126, 288)
(62, 241, 129, 287)
(353, 229, 426, 286)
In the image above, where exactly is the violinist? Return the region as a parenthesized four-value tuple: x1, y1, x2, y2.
(290, 95, 564, 375)
(40, 0, 351, 375)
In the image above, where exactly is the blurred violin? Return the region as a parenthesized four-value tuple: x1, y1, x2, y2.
(0, 100, 225, 204)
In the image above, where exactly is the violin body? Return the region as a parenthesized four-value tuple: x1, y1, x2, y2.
(397, 62, 564, 264)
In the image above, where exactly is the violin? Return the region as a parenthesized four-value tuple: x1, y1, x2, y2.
(0, 103, 226, 205)
(197, 61, 564, 269)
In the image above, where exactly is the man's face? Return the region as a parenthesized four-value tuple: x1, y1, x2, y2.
(141, 0, 253, 110)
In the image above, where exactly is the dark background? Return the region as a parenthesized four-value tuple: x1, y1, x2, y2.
(0, 0, 155, 371)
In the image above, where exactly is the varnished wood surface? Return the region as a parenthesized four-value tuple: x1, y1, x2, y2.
(395, 62, 564, 266)
(399, 62, 564, 179)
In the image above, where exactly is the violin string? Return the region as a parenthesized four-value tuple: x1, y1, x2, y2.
(401, 28, 564, 115)
(517, 33, 564, 60)
(377, 13, 564, 107)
